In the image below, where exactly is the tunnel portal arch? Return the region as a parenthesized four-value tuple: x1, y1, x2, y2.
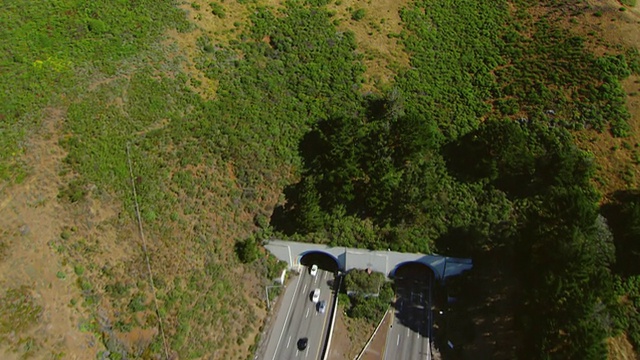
(299, 250, 340, 273)
(390, 261, 437, 281)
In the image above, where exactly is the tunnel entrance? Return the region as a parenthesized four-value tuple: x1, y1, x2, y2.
(299, 251, 339, 274)
(393, 262, 435, 284)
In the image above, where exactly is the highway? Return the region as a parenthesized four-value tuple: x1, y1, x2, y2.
(383, 275, 433, 360)
(263, 267, 335, 360)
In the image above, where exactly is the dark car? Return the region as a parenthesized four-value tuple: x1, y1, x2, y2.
(318, 300, 326, 314)
(297, 337, 308, 351)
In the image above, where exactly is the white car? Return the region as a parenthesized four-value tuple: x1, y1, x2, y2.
(311, 288, 321, 303)
(310, 264, 318, 277)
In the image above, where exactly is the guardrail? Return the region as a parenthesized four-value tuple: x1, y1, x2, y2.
(321, 274, 342, 360)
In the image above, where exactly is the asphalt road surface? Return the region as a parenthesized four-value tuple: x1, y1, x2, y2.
(383, 275, 433, 360)
(264, 267, 334, 360)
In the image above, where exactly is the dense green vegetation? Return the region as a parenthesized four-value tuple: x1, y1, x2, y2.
(2, 0, 639, 359)
(344, 269, 386, 295)
(0, 0, 190, 182)
(604, 191, 640, 351)
(264, 0, 639, 358)
(340, 269, 393, 322)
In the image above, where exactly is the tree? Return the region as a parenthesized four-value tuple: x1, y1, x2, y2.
(235, 237, 260, 264)
(516, 186, 615, 359)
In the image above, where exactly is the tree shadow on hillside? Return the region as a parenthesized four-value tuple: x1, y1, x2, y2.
(441, 131, 490, 185)
(601, 189, 640, 276)
(433, 246, 521, 360)
(269, 95, 399, 235)
(269, 184, 302, 236)
(269, 115, 358, 235)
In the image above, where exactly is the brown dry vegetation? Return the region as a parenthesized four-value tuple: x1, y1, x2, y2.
(608, 333, 639, 360)
(326, 0, 411, 92)
(330, 306, 377, 359)
(528, 0, 640, 196)
(166, 0, 284, 100)
(0, 109, 99, 359)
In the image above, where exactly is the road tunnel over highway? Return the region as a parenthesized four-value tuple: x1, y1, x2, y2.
(392, 261, 436, 282)
(299, 251, 340, 274)
(385, 262, 435, 360)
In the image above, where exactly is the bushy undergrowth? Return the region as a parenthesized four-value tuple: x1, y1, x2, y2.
(2, 0, 639, 358)
(0, 0, 190, 182)
(341, 270, 393, 322)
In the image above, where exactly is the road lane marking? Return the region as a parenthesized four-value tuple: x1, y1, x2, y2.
(296, 349, 299, 357)
(303, 284, 307, 295)
(305, 308, 309, 318)
(314, 294, 332, 360)
(397, 334, 400, 346)
(271, 274, 304, 360)
(305, 345, 310, 358)
(406, 328, 409, 337)
(287, 336, 291, 349)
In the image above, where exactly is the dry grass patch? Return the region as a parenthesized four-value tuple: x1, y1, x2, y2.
(331, 307, 377, 359)
(608, 333, 637, 360)
(574, 75, 640, 194)
(327, 0, 411, 92)
(0, 109, 100, 360)
(166, 0, 285, 100)
(168, 0, 411, 96)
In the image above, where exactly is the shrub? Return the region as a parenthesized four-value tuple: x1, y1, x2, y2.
(86, 19, 108, 34)
(128, 294, 146, 313)
(235, 237, 260, 264)
(74, 265, 85, 276)
(351, 9, 365, 21)
(210, 2, 226, 18)
(58, 179, 87, 203)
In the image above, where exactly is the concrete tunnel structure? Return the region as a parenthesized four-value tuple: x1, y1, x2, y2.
(264, 239, 473, 282)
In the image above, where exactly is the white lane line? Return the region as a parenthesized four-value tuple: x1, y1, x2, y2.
(271, 274, 303, 360)
(314, 294, 332, 360)
(397, 334, 400, 346)
(305, 308, 310, 318)
(305, 345, 310, 358)
(287, 336, 291, 349)
(296, 349, 299, 357)
(324, 271, 328, 279)
(303, 284, 307, 294)
(406, 328, 409, 337)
